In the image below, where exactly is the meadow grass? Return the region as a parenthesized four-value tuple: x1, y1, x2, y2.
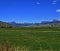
(0, 27, 60, 51)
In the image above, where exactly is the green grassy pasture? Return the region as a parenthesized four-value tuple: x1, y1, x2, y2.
(0, 27, 60, 51)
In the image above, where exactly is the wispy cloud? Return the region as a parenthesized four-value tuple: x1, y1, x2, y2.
(56, 9, 60, 12)
(36, 2, 40, 5)
(52, 0, 58, 4)
(32, 0, 40, 5)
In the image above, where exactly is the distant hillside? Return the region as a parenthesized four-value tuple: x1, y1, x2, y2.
(9, 22, 34, 27)
(40, 20, 60, 27)
(0, 21, 12, 28)
(8, 20, 60, 27)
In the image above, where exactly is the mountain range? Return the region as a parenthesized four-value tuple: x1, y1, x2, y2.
(8, 19, 60, 27)
(0, 19, 60, 28)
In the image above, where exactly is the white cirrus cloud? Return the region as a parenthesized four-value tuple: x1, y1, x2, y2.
(56, 9, 60, 12)
(52, 0, 58, 4)
(32, 2, 40, 5)
(36, 2, 40, 5)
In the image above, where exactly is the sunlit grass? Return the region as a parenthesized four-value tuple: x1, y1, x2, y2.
(0, 27, 60, 51)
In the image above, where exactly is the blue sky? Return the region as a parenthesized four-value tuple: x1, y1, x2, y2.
(0, 0, 60, 23)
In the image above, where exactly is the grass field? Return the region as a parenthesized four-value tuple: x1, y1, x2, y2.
(0, 27, 60, 51)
